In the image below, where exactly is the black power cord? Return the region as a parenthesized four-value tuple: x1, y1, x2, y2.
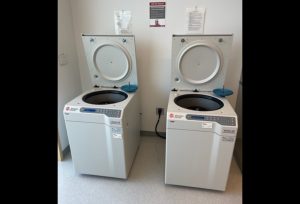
(155, 109, 166, 139)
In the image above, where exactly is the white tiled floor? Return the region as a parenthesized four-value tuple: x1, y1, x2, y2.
(58, 136, 242, 204)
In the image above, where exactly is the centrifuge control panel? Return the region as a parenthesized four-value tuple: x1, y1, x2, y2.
(186, 114, 236, 126)
(80, 107, 121, 118)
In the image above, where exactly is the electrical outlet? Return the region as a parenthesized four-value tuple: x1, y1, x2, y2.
(58, 53, 68, 66)
(156, 108, 164, 115)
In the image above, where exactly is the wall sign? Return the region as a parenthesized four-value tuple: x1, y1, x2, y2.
(149, 1, 166, 27)
(186, 6, 206, 33)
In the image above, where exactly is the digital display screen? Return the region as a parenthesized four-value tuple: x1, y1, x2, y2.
(84, 108, 96, 112)
(191, 115, 205, 120)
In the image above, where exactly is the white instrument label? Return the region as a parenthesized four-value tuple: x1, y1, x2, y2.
(112, 127, 122, 139)
(202, 122, 212, 128)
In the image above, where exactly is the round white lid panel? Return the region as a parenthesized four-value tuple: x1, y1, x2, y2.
(178, 43, 222, 84)
(93, 43, 131, 81)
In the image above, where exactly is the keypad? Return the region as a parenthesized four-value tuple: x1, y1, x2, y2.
(186, 114, 236, 126)
(80, 107, 121, 118)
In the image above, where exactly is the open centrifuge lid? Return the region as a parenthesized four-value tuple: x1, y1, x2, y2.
(82, 35, 138, 87)
(171, 35, 233, 91)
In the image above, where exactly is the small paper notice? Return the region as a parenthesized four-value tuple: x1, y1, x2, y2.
(113, 133, 122, 139)
(202, 122, 212, 128)
(186, 7, 206, 33)
(112, 127, 122, 139)
(114, 10, 132, 34)
(222, 136, 234, 142)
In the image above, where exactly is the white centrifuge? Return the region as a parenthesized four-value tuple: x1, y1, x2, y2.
(64, 35, 140, 179)
(165, 34, 238, 191)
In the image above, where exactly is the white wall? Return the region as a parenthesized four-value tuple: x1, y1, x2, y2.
(70, 0, 242, 132)
(58, 0, 82, 150)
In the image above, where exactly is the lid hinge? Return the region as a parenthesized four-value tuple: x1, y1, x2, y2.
(97, 85, 119, 89)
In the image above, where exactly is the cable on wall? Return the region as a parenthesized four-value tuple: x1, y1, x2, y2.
(155, 109, 166, 139)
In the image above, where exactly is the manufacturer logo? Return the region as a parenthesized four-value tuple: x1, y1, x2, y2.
(66, 107, 78, 112)
(174, 114, 184, 119)
(70, 108, 78, 111)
